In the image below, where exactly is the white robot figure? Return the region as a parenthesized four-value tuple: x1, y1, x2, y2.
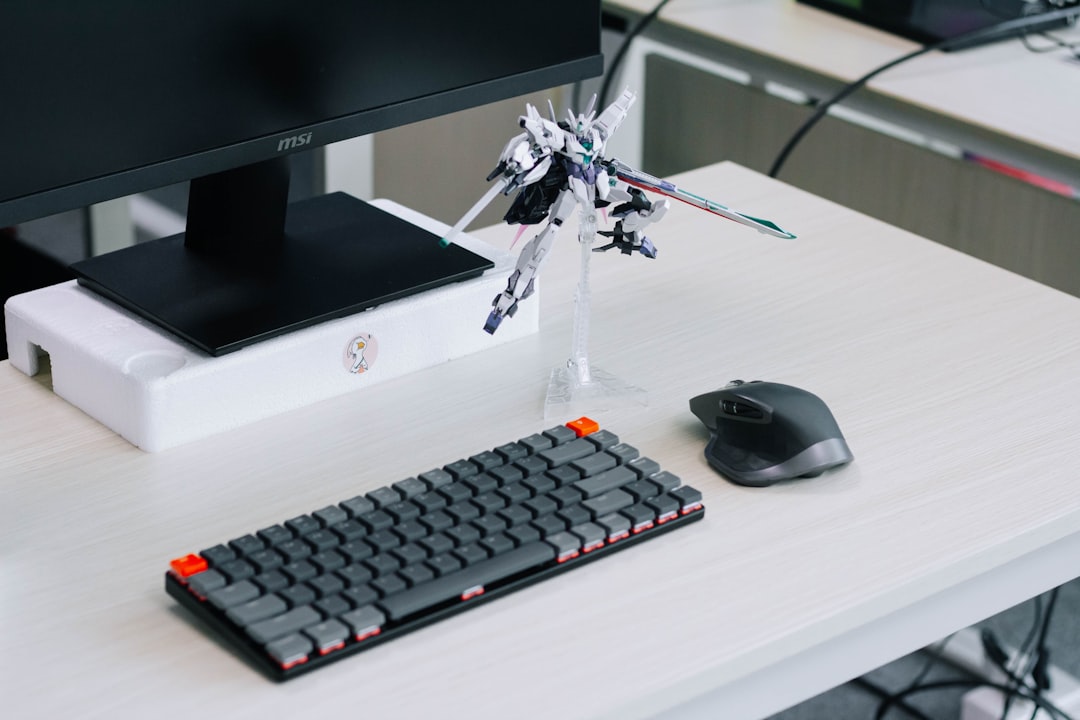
(441, 88, 795, 334)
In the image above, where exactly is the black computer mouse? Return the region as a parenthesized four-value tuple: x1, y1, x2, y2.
(689, 380, 853, 487)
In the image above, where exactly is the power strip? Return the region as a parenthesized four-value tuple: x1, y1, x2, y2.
(927, 627, 1080, 720)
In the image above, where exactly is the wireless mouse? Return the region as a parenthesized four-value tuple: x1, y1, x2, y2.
(689, 380, 853, 487)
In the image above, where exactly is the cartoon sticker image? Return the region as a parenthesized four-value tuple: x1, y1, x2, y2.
(344, 333, 378, 374)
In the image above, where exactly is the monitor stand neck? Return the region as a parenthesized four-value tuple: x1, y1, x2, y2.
(184, 157, 290, 257)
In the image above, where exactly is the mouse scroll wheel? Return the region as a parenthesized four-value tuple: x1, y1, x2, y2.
(722, 400, 764, 419)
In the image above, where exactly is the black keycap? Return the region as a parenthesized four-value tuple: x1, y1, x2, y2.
(646, 494, 681, 521)
(471, 492, 506, 514)
(358, 510, 395, 533)
(378, 542, 555, 621)
(542, 425, 577, 445)
(472, 514, 508, 537)
(277, 540, 313, 563)
(518, 433, 553, 454)
(606, 442, 640, 464)
(247, 549, 285, 573)
(463, 474, 498, 495)
(544, 532, 581, 558)
(285, 515, 321, 537)
(372, 574, 408, 598)
(200, 544, 237, 567)
(363, 554, 401, 577)
(340, 495, 376, 518)
(305, 530, 341, 552)
(426, 552, 464, 576)
(549, 485, 584, 508)
(438, 482, 474, 504)
(571, 451, 617, 478)
(279, 584, 317, 608)
(532, 514, 567, 537)
(392, 477, 429, 499)
(489, 464, 525, 485)
(330, 520, 368, 543)
(336, 564, 374, 587)
(419, 532, 454, 557)
(444, 459, 479, 480)
(256, 525, 294, 547)
(496, 482, 531, 505)
(650, 471, 681, 493)
(569, 522, 606, 549)
(621, 503, 657, 531)
(308, 574, 345, 598)
(670, 485, 704, 511)
(419, 510, 454, 533)
(497, 505, 533, 527)
(338, 540, 374, 563)
(469, 450, 504, 472)
(494, 442, 528, 463)
(627, 456, 661, 478)
(384, 501, 422, 523)
(538, 438, 595, 467)
(453, 543, 490, 566)
(343, 585, 379, 608)
(506, 524, 541, 547)
(582, 489, 634, 518)
(217, 559, 256, 582)
(523, 495, 558, 518)
(545, 466, 580, 487)
(314, 593, 351, 620)
(399, 563, 436, 587)
(313, 506, 348, 528)
(514, 456, 548, 477)
(366, 486, 403, 509)
(522, 475, 555, 496)
(366, 530, 401, 553)
(624, 479, 660, 503)
(310, 550, 346, 573)
(413, 491, 448, 514)
(281, 560, 318, 583)
(574, 466, 637, 498)
(253, 570, 290, 593)
(418, 468, 453, 489)
(584, 429, 619, 450)
(445, 502, 480, 524)
(390, 543, 427, 567)
(229, 534, 265, 556)
(446, 524, 481, 547)
(557, 504, 591, 528)
(480, 532, 515, 556)
(393, 520, 428, 543)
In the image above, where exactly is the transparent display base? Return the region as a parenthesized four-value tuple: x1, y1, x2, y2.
(544, 361, 648, 420)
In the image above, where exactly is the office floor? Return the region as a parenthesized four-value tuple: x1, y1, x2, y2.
(770, 579, 1080, 719)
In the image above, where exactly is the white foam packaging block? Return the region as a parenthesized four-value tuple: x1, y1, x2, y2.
(4, 200, 536, 451)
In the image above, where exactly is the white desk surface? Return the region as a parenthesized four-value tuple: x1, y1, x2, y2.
(5, 163, 1080, 719)
(606, 0, 1080, 167)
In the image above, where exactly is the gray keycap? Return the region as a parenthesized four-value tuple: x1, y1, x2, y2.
(313, 505, 348, 527)
(574, 466, 637, 498)
(226, 594, 288, 626)
(582, 488, 634, 517)
(569, 522, 606, 548)
(377, 542, 555, 621)
(303, 619, 350, 653)
(341, 495, 376, 518)
(247, 605, 322, 644)
(584, 429, 619, 450)
(265, 633, 313, 667)
(539, 438, 596, 467)
(393, 477, 429, 498)
(418, 468, 453, 489)
(596, 512, 632, 539)
(186, 569, 227, 596)
(628, 456, 661, 478)
(650, 471, 681, 492)
(340, 605, 386, 637)
(571, 451, 617, 478)
(206, 580, 261, 609)
(542, 425, 577, 445)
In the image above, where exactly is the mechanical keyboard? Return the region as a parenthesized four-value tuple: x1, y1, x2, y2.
(166, 417, 705, 680)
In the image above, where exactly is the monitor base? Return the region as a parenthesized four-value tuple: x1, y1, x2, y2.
(4, 200, 539, 451)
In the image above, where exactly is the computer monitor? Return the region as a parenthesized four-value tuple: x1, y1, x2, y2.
(0, 1, 603, 355)
(797, 0, 1068, 47)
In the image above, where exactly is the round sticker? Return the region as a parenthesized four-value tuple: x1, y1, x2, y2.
(344, 333, 378, 374)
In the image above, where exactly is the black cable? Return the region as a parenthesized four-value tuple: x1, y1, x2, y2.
(853, 676, 935, 720)
(873, 679, 1074, 720)
(598, 0, 674, 110)
(871, 635, 957, 720)
(767, 5, 1080, 179)
(999, 594, 1047, 720)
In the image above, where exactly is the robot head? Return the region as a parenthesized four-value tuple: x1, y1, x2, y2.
(565, 95, 599, 164)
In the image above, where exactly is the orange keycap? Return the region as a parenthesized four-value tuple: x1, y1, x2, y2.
(170, 553, 208, 578)
(566, 417, 600, 437)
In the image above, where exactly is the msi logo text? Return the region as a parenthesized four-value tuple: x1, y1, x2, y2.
(277, 132, 312, 152)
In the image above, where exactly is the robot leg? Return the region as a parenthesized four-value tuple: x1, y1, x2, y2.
(596, 188, 669, 258)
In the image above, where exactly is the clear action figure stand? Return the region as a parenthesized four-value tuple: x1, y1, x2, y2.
(544, 206, 647, 419)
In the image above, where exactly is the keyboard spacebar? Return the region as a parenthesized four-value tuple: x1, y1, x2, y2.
(378, 542, 556, 621)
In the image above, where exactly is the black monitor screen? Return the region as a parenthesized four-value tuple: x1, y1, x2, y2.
(0, 1, 603, 355)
